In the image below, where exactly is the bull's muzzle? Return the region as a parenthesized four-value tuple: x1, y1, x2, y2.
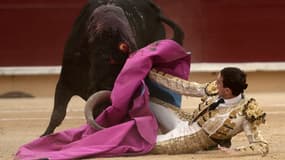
(84, 90, 111, 130)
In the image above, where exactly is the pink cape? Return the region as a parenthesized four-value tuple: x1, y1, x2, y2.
(15, 40, 191, 160)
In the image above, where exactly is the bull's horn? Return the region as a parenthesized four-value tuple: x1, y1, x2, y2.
(84, 90, 111, 130)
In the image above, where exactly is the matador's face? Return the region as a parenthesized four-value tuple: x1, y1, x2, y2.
(216, 73, 233, 99)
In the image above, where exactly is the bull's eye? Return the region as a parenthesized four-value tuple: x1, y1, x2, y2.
(118, 42, 129, 54)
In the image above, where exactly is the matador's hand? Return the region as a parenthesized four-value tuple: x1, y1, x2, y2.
(218, 145, 238, 155)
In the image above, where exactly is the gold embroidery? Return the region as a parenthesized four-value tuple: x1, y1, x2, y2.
(148, 69, 206, 97)
(242, 98, 266, 125)
(191, 96, 218, 123)
(205, 80, 218, 96)
(229, 109, 239, 119)
(151, 130, 216, 154)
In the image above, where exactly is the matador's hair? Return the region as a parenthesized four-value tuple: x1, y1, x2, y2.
(220, 67, 248, 96)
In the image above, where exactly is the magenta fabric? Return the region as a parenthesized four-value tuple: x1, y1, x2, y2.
(15, 39, 191, 160)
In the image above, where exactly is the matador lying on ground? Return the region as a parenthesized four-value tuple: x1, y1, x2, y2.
(147, 67, 269, 156)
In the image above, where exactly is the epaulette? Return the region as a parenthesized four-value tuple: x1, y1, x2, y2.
(242, 98, 266, 125)
(205, 80, 218, 96)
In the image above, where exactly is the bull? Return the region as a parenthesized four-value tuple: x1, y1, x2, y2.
(42, 0, 184, 136)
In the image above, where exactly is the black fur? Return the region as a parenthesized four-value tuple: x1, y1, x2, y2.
(42, 0, 184, 136)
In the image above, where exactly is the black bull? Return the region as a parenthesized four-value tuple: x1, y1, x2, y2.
(42, 0, 184, 136)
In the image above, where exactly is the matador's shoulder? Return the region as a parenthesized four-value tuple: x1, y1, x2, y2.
(205, 80, 218, 96)
(242, 98, 266, 125)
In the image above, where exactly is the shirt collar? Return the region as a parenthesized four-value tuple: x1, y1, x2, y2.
(223, 94, 242, 105)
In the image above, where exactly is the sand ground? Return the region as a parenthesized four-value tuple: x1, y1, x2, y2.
(0, 92, 284, 160)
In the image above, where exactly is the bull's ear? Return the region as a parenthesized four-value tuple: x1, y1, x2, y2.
(118, 42, 129, 54)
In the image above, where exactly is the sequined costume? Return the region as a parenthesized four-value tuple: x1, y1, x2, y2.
(148, 69, 269, 156)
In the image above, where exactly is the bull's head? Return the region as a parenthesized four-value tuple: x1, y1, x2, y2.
(87, 5, 137, 93)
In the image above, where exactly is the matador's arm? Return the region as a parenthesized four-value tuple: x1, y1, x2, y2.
(148, 69, 218, 97)
(234, 99, 269, 156)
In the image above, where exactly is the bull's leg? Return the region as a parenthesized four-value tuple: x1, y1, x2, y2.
(41, 83, 73, 136)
